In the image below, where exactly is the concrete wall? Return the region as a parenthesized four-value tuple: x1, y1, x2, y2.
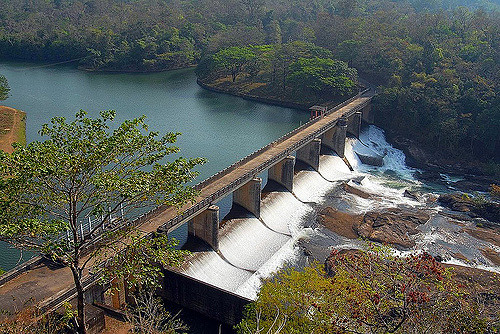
(188, 206, 220, 251)
(347, 111, 362, 138)
(268, 156, 295, 192)
(162, 269, 251, 326)
(321, 120, 347, 158)
(0, 256, 45, 287)
(233, 178, 262, 217)
(296, 138, 321, 170)
(361, 103, 374, 124)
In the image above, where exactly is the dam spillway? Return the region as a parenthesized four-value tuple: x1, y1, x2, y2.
(172, 127, 386, 301)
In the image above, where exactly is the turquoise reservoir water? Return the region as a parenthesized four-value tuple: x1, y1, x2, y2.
(0, 62, 309, 271)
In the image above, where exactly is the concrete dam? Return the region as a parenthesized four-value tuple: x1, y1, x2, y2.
(158, 89, 375, 325)
(0, 88, 375, 327)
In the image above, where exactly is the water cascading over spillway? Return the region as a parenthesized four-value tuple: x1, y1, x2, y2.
(179, 125, 499, 300)
(181, 185, 314, 299)
(180, 125, 410, 299)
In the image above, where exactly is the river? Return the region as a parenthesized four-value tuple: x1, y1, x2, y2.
(0, 61, 309, 271)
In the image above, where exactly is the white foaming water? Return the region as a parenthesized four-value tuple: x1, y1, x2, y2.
(339, 126, 423, 212)
(182, 250, 253, 292)
(415, 215, 500, 273)
(218, 217, 290, 272)
(237, 236, 303, 299)
(260, 191, 312, 235)
(293, 169, 335, 203)
(346, 126, 416, 180)
(180, 176, 317, 297)
(351, 177, 421, 212)
(318, 153, 352, 181)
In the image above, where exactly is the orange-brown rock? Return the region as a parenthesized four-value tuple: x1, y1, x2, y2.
(481, 248, 500, 266)
(464, 227, 500, 247)
(317, 207, 362, 239)
(354, 208, 430, 248)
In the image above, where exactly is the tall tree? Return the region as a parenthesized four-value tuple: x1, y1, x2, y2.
(212, 46, 256, 82)
(0, 110, 205, 334)
(287, 57, 358, 98)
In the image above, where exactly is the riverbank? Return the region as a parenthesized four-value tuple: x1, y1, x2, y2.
(0, 106, 26, 153)
(197, 78, 311, 111)
(78, 64, 197, 74)
(197, 75, 361, 112)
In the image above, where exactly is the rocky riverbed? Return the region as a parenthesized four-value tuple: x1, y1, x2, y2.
(295, 126, 500, 287)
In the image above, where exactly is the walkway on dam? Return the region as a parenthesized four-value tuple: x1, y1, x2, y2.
(0, 90, 373, 316)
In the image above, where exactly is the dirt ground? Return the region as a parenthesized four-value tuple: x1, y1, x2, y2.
(0, 105, 26, 153)
(101, 315, 131, 334)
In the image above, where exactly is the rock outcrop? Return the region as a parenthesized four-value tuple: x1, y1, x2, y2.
(341, 182, 372, 199)
(438, 193, 500, 224)
(356, 152, 384, 167)
(354, 208, 430, 248)
(318, 207, 430, 249)
(317, 207, 362, 239)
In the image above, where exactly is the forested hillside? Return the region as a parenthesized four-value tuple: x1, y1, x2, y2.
(0, 0, 498, 166)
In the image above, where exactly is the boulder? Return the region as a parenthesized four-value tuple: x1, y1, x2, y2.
(438, 194, 475, 212)
(415, 170, 446, 184)
(356, 152, 384, 167)
(453, 180, 491, 193)
(341, 182, 371, 199)
(481, 248, 500, 266)
(464, 227, 500, 247)
(350, 176, 365, 185)
(475, 202, 500, 224)
(404, 189, 421, 202)
(439, 193, 500, 224)
(353, 208, 430, 248)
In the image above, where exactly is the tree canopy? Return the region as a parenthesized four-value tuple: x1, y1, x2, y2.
(0, 110, 205, 333)
(212, 46, 257, 82)
(237, 247, 499, 334)
(287, 57, 358, 98)
(197, 42, 358, 105)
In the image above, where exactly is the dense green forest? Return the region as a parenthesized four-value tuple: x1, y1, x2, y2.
(0, 0, 499, 165)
